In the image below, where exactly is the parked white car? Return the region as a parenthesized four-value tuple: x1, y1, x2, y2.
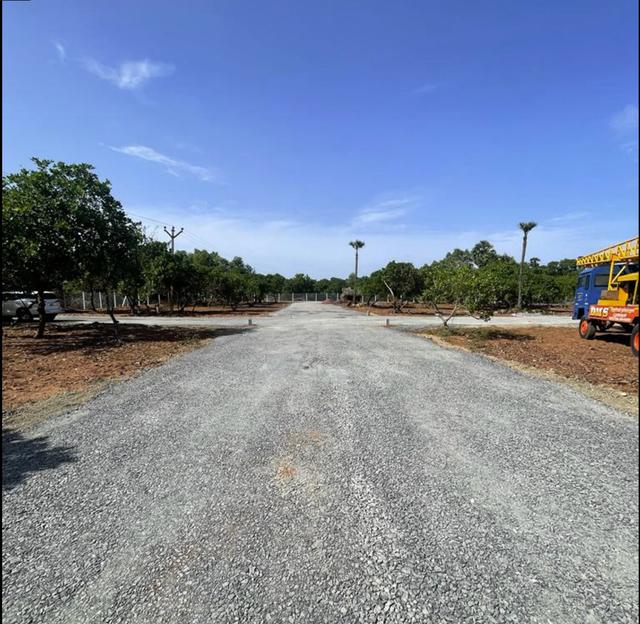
(2, 291, 64, 321)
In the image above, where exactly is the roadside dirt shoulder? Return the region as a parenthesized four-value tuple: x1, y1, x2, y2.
(2, 323, 244, 430)
(419, 326, 638, 416)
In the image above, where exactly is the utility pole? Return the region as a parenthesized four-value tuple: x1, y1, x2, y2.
(163, 226, 183, 312)
(163, 225, 184, 254)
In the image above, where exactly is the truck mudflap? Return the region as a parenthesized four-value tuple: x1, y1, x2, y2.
(588, 305, 638, 324)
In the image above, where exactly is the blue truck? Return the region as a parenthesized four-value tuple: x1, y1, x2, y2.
(573, 237, 639, 356)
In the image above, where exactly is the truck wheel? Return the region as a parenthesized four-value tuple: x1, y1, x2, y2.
(44, 314, 57, 322)
(631, 325, 639, 357)
(578, 319, 596, 340)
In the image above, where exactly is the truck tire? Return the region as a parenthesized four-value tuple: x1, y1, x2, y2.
(44, 314, 57, 322)
(578, 318, 596, 340)
(631, 325, 639, 357)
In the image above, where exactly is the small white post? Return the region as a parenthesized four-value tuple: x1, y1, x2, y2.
(325, 292, 328, 300)
(98, 292, 103, 309)
(292, 292, 294, 302)
(315, 292, 318, 302)
(113, 291, 117, 308)
(82, 292, 86, 310)
(306, 293, 308, 302)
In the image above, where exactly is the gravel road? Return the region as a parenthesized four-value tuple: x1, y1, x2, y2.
(3, 303, 638, 623)
(55, 308, 577, 328)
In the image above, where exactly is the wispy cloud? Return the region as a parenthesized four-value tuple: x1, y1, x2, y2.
(413, 83, 438, 95)
(110, 145, 221, 182)
(353, 195, 420, 227)
(549, 211, 590, 223)
(52, 41, 66, 62)
(83, 58, 174, 89)
(610, 105, 638, 135)
(609, 105, 638, 156)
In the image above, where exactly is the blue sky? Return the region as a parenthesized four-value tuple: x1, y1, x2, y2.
(3, 1, 638, 277)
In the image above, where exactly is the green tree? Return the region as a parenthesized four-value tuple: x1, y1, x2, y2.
(359, 270, 386, 305)
(441, 248, 474, 269)
(471, 240, 498, 268)
(422, 262, 497, 327)
(476, 257, 519, 309)
(379, 261, 423, 312)
(264, 273, 287, 296)
(213, 269, 249, 310)
(85, 210, 144, 338)
(285, 273, 316, 293)
(3, 158, 141, 338)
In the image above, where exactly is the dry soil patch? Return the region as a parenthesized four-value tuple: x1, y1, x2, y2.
(2, 323, 236, 428)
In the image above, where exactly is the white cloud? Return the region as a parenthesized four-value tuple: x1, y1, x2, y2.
(110, 145, 221, 182)
(52, 41, 66, 62)
(609, 105, 638, 157)
(352, 195, 420, 227)
(83, 58, 174, 89)
(549, 211, 590, 223)
(609, 105, 639, 135)
(125, 201, 636, 278)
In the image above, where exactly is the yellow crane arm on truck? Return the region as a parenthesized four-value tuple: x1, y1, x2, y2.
(577, 236, 639, 305)
(576, 237, 639, 267)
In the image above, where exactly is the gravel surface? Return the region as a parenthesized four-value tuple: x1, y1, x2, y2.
(3, 303, 638, 623)
(55, 308, 577, 329)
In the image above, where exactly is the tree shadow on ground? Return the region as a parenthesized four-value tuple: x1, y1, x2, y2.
(2, 427, 77, 491)
(475, 330, 535, 341)
(3, 324, 254, 356)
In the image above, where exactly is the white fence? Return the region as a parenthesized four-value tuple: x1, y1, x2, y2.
(61, 292, 353, 310)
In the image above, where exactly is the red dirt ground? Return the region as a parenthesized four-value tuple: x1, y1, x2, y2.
(1, 323, 236, 413)
(422, 326, 638, 393)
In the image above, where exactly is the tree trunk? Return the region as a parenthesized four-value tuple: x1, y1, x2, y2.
(35, 288, 46, 338)
(354, 249, 359, 303)
(517, 232, 528, 309)
(106, 298, 121, 343)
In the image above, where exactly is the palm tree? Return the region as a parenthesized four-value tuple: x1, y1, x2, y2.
(349, 240, 365, 303)
(517, 222, 537, 309)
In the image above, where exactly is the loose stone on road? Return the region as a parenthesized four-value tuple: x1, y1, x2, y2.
(2, 303, 638, 623)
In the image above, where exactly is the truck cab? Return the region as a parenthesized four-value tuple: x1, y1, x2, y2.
(572, 266, 611, 320)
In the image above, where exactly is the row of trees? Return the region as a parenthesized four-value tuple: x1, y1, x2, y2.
(352, 240, 577, 325)
(71, 246, 348, 314)
(3, 159, 579, 338)
(2, 159, 349, 339)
